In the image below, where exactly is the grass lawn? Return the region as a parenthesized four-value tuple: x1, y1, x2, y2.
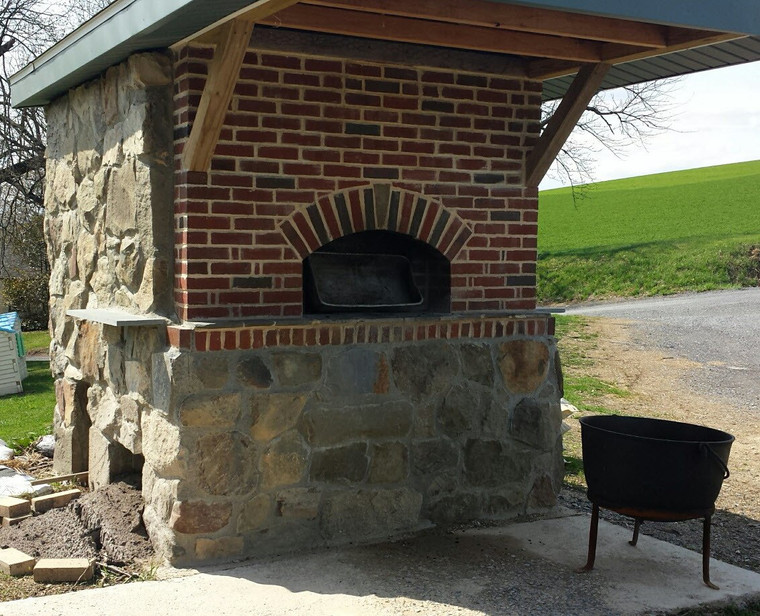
(21, 330, 51, 354)
(0, 362, 55, 450)
(538, 160, 760, 303)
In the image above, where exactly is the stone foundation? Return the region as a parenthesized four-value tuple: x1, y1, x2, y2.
(141, 318, 563, 563)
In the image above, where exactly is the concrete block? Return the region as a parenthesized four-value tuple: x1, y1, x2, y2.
(2, 514, 31, 527)
(0, 496, 31, 519)
(33, 558, 94, 583)
(31, 489, 82, 513)
(0, 548, 35, 576)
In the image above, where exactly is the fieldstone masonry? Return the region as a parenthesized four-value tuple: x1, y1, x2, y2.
(143, 335, 563, 563)
(43, 44, 564, 565)
(45, 53, 174, 488)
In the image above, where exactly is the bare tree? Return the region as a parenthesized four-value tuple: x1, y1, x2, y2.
(543, 79, 681, 192)
(0, 0, 112, 324)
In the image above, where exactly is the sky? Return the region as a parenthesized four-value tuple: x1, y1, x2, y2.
(539, 61, 760, 190)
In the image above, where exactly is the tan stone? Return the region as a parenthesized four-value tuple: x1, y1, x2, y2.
(33, 558, 93, 583)
(194, 536, 244, 561)
(141, 410, 187, 477)
(196, 432, 256, 497)
(75, 230, 98, 283)
(368, 442, 408, 484)
(170, 501, 232, 535)
(75, 321, 103, 382)
(180, 392, 241, 428)
(238, 494, 272, 532)
(0, 548, 35, 576)
(127, 53, 173, 88)
(260, 431, 308, 490)
(498, 340, 550, 394)
(276, 489, 320, 520)
(0, 497, 30, 519)
(250, 393, 307, 441)
(105, 164, 138, 235)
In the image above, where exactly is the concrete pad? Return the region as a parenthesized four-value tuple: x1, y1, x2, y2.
(0, 548, 35, 576)
(33, 558, 94, 583)
(1, 512, 759, 615)
(492, 513, 760, 615)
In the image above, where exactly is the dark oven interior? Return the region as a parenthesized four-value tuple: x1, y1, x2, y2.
(303, 230, 451, 315)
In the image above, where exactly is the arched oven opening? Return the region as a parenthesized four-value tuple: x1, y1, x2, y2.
(303, 230, 450, 315)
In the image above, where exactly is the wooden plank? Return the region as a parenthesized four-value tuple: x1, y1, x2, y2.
(260, 4, 604, 62)
(30, 472, 89, 486)
(303, 0, 669, 47)
(525, 63, 610, 187)
(181, 17, 256, 172)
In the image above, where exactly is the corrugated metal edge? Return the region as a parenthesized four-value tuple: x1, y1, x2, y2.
(543, 36, 760, 100)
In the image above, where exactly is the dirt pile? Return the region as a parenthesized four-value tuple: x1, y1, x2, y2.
(0, 481, 154, 570)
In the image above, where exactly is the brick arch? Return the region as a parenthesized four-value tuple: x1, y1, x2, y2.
(279, 184, 473, 260)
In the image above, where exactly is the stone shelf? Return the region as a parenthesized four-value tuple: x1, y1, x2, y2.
(66, 309, 168, 327)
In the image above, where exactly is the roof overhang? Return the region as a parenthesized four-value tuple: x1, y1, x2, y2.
(10, 0, 760, 108)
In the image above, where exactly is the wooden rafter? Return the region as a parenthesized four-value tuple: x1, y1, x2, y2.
(260, 4, 608, 62)
(301, 0, 670, 48)
(181, 17, 256, 172)
(525, 63, 611, 187)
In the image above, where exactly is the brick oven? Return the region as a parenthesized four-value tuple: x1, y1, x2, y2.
(11, 0, 760, 565)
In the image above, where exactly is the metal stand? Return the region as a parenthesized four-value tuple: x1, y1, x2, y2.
(580, 502, 718, 589)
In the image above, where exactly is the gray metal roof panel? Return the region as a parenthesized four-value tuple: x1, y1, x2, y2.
(544, 37, 760, 100)
(503, 0, 760, 35)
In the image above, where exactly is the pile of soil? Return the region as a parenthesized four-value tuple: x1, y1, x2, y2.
(0, 480, 154, 591)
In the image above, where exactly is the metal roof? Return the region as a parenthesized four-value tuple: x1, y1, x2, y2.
(543, 36, 760, 100)
(10, 0, 760, 108)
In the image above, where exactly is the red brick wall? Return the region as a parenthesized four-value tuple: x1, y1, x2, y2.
(173, 45, 542, 322)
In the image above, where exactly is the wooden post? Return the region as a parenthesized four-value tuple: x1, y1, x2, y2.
(525, 63, 610, 187)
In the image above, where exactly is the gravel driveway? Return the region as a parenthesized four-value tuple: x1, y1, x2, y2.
(564, 287, 760, 412)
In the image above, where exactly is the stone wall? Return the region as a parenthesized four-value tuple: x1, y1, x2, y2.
(142, 316, 562, 563)
(44, 53, 174, 477)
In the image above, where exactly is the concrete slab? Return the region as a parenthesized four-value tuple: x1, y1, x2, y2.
(1, 511, 759, 615)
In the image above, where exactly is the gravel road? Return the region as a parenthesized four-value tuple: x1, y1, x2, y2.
(564, 287, 760, 412)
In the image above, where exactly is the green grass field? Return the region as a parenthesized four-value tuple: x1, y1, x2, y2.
(538, 160, 760, 303)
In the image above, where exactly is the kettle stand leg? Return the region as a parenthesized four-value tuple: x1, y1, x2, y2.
(581, 504, 599, 571)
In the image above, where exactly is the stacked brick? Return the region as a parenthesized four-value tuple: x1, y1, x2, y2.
(173, 44, 542, 321)
(0, 492, 91, 582)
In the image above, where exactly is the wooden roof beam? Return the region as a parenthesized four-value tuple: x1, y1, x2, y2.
(301, 0, 670, 48)
(181, 18, 255, 172)
(260, 4, 605, 62)
(525, 63, 610, 187)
